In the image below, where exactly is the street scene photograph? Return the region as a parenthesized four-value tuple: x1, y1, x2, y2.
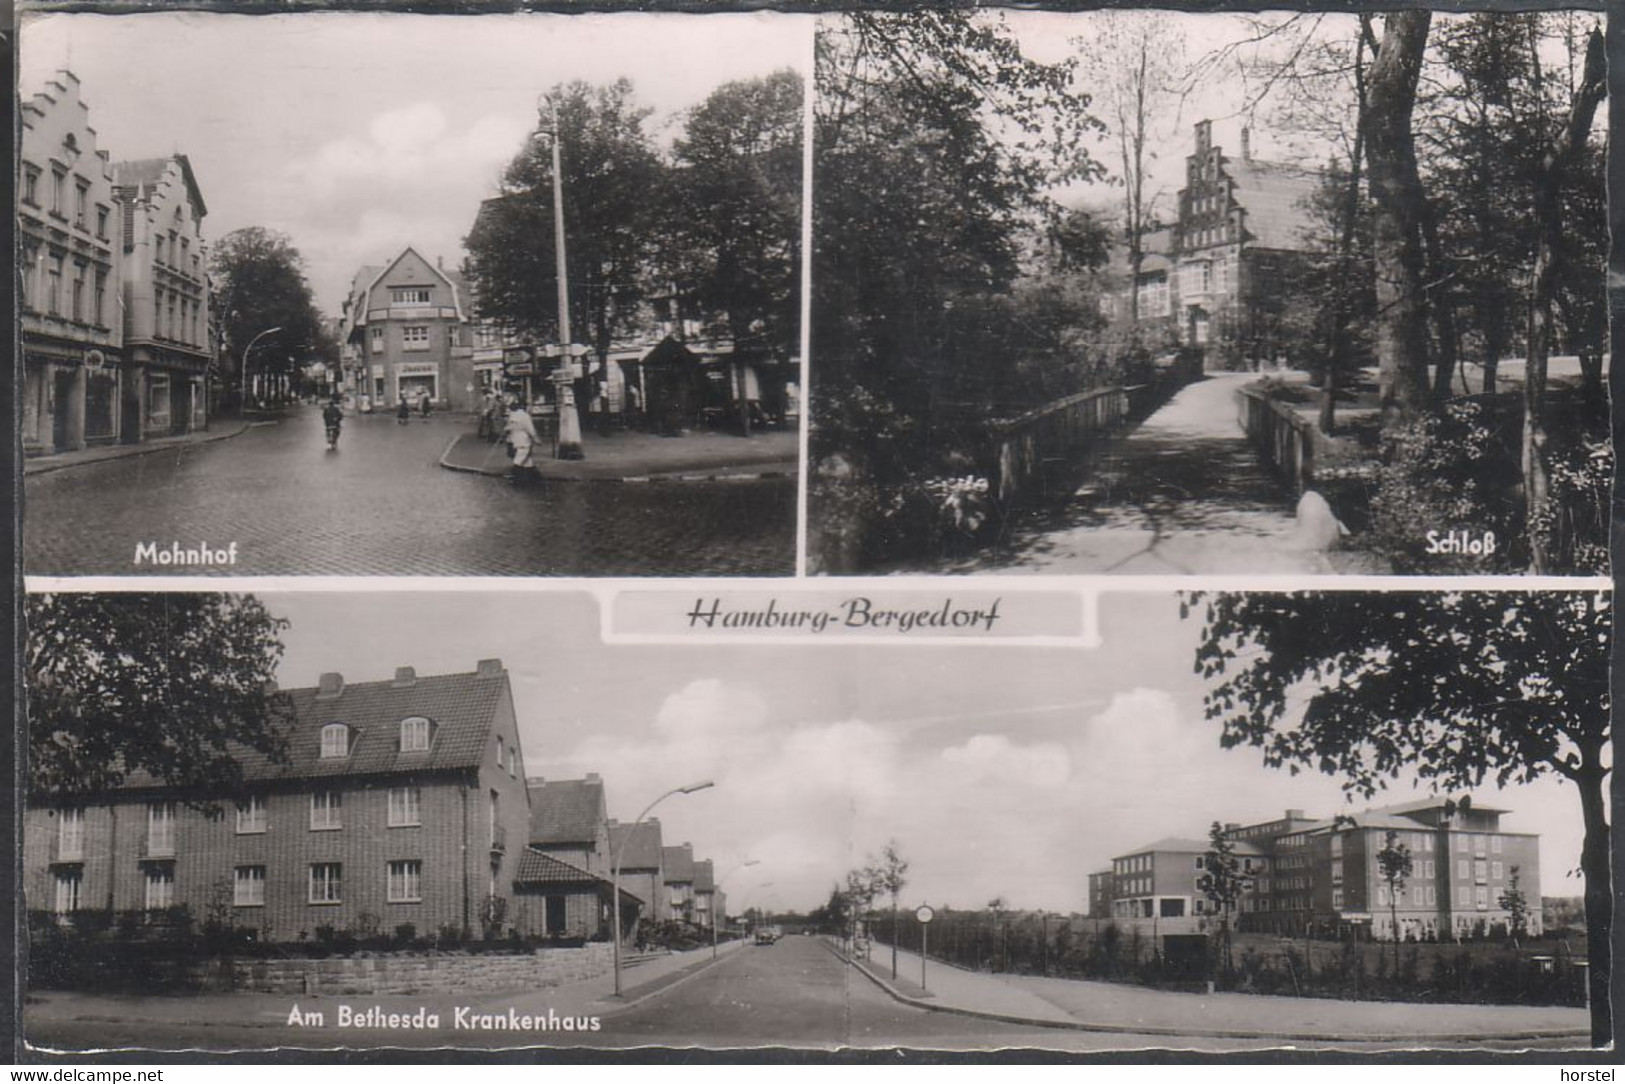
(19, 11, 804, 577)
(19, 587, 1608, 1053)
(807, 10, 1611, 577)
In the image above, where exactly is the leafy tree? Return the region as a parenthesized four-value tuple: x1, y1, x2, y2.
(868, 841, 910, 980)
(1361, 11, 1433, 419)
(1498, 865, 1530, 943)
(209, 228, 330, 409)
(1074, 11, 1188, 325)
(1376, 829, 1413, 974)
(1185, 589, 1611, 1044)
(808, 884, 851, 935)
(25, 594, 294, 802)
(464, 79, 663, 369)
(1197, 821, 1247, 980)
(669, 70, 803, 367)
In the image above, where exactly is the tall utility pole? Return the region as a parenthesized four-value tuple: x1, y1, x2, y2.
(547, 97, 585, 460)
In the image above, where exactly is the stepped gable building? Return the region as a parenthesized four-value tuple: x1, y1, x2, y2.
(338, 247, 475, 412)
(19, 71, 124, 454)
(1092, 799, 1541, 941)
(607, 819, 669, 924)
(113, 156, 213, 440)
(1107, 120, 1323, 363)
(24, 661, 535, 941)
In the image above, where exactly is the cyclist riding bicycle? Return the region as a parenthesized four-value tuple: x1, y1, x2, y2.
(322, 398, 344, 449)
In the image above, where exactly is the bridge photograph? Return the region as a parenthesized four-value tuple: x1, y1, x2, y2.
(806, 10, 1610, 578)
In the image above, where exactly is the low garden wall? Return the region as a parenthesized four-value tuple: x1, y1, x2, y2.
(989, 387, 1129, 506)
(1236, 385, 1316, 494)
(190, 942, 615, 996)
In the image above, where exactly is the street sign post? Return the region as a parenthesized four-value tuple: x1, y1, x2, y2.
(915, 905, 935, 993)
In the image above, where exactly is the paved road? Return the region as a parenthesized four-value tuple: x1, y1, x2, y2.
(953, 373, 1326, 575)
(22, 936, 1575, 1055)
(23, 406, 795, 577)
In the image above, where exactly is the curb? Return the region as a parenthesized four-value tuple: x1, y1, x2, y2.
(24, 421, 262, 477)
(438, 434, 794, 485)
(594, 941, 748, 1017)
(824, 940, 1590, 1046)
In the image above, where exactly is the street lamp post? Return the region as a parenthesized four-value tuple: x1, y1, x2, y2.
(611, 780, 714, 998)
(239, 326, 282, 413)
(713, 859, 760, 960)
(541, 97, 584, 460)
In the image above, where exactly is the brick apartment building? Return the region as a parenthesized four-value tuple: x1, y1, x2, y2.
(339, 247, 476, 412)
(1106, 119, 1322, 363)
(24, 661, 536, 941)
(113, 155, 212, 440)
(19, 71, 125, 454)
(1090, 799, 1541, 941)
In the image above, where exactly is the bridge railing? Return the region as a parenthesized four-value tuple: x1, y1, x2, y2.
(987, 386, 1129, 506)
(1236, 385, 1315, 494)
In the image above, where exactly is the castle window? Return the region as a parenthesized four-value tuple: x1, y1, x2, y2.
(320, 723, 349, 758)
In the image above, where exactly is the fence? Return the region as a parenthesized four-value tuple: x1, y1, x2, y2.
(1236, 385, 1316, 494)
(987, 387, 1128, 506)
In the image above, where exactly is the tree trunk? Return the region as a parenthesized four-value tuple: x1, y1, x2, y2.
(1362, 11, 1433, 420)
(1577, 766, 1612, 1046)
(1524, 27, 1606, 574)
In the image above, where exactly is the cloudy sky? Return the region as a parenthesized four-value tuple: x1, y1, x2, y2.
(261, 589, 1582, 916)
(19, 10, 809, 314)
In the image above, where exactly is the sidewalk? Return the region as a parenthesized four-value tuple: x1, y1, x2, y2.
(23, 940, 748, 1039)
(440, 426, 798, 483)
(23, 419, 262, 477)
(838, 942, 1590, 1044)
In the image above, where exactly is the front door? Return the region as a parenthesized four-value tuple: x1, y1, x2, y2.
(52, 370, 74, 451)
(545, 895, 567, 936)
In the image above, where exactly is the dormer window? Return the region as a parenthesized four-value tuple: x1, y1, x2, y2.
(399, 716, 430, 753)
(320, 723, 350, 758)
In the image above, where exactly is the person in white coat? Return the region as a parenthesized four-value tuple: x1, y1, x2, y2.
(503, 401, 540, 484)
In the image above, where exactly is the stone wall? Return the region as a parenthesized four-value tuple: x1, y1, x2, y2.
(193, 942, 614, 996)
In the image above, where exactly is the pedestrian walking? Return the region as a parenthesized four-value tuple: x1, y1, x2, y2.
(503, 401, 540, 484)
(396, 396, 411, 425)
(420, 391, 433, 420)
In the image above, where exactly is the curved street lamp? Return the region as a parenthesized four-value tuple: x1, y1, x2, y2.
(712, 858, 760, 959)
(610, 779, 714, 997)
(239, 325, 283, 410)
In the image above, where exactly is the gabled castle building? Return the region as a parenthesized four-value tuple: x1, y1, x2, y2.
(1106, 120, 1323, 365)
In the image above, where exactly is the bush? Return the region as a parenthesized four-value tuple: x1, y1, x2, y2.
(1368, 400, 1521, 573)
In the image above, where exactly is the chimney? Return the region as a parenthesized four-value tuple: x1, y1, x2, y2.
(526, 776, 546, 787)
(1194, 119, 1212, 155)
(392, 666, 417, 687)
(315, 672, 344, 699)
(1286, 809, 1305, 820)
(1224, 822, 1240, 833)
(1240, 126, 1251, 162)
(584, 772, 601, 783)
(475, 658, 504, 679)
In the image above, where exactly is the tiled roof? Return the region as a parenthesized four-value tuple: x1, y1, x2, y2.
(1367, 796, 1506, 817)
(609, 820, 664, 870)
(529, 778, 606, 845)
(1123, 836, 1265, 858)
(516, 849, 599, 885)
(123, 665, 510, 788)
(1227, 157, 1320, 251)
(662, 845, 695, 884)
(693, 859, 715, 894)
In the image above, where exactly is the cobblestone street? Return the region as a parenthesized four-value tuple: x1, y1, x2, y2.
(23, 406, 796, 577)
